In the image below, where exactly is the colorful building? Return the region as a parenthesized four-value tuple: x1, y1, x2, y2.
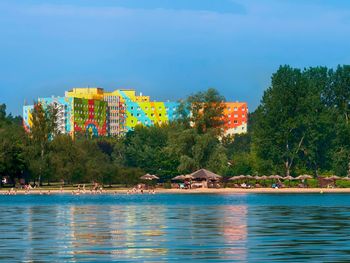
(223, 102, 248, 135)
(71, 97, 107, 137)
(23, 87, 248, 137)
(65, 88, 180, 132)
(23, 96, 107, 138)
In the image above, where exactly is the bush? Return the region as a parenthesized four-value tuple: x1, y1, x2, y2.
(336, 180, 350, 188)
(306, 179, 319, 188)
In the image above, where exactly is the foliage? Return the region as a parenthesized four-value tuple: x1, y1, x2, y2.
(1, 66, 350, 187)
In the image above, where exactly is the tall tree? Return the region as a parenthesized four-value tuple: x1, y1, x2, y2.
(178, 88, 226, 135)
(252, 65, 308, 176)
(28, 102, 57, 185)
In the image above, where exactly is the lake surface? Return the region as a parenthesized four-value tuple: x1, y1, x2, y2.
(1, 193, 350, 262)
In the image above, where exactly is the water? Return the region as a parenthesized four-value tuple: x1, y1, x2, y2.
(0, 193, 350, 262)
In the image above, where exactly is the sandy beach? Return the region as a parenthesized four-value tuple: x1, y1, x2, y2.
(1, 187, 350, 195)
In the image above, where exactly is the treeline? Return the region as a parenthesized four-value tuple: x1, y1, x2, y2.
(0, 65, 350, 186)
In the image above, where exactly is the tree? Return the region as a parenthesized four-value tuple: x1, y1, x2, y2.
(298, 67, 333, 176)
(27, 102, 58, 185)
(252, 66, 308, 176)
(324, 65, 350, 176)
(178, 88, 226, 135)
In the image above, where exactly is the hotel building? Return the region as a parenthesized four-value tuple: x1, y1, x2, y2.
(23, 87, 248, 137)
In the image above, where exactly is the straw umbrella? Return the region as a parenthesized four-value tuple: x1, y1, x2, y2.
(190, 169, 222, 180)
(172, 175, 185, 181)
(140, 173, 159, 180)
(328, 175, 341, 180)
(229, 175, 244, 181)
(296, 174, 313, 180)
(269, 175, 283, 180)
(341, 177, 350, 181)
(283, 175, 294, 187)
(189, 169, 221, 188)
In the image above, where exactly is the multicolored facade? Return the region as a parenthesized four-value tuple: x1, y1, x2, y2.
(72, 97, 107, 137)
(23, 96, 107, 137)
(23, 87, 248, 137)
(223, 102, 248, 135)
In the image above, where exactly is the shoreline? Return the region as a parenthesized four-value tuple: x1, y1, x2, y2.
(1, 187, 350, 195)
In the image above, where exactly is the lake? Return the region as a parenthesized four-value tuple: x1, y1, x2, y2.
(0, 193, 350, 262)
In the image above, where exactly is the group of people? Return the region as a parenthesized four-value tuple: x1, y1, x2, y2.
(1, 183, 157, 195)
(70, 184, 105, 195)
(127, 184, 156, 195)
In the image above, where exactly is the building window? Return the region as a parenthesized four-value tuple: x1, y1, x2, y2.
(159, 113, 162, 117)
(234, 114, 238, 118)
(234, 120, 238, 124)
(234, 107, 238, 111)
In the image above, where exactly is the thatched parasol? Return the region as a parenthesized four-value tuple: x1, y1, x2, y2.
(328, 175, 342, 180)
(296, 174, 313, 180)
(342, 177, 350, 181)
(140, 174, 159, 180)
(172, 175, 185, 181)
(172, 175, 194, 181)
(229, 175, 245, 181)
(283, 175, 295, 180)
(190, 169, 222, 180)
(269, 175, 283, 180)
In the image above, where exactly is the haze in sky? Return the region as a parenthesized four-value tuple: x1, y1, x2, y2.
(1, 0, 350, 115)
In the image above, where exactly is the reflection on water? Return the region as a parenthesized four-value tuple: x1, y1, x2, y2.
(1, 194, 350, 262)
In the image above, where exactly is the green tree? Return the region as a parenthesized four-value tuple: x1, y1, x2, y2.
(178, 88, 226, 135)
(252, 66, 308, 176)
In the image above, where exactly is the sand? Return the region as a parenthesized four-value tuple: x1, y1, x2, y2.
(1, 187, 350, 195)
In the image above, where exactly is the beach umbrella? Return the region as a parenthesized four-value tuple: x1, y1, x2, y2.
(184, 174, 194, 180)
(260, 175, 268, 180)
(173, 175, 194, 181)
(190, 169, 222, 180)
(254, 176, 262, 180)
(283, 175, 295, 180)
(328, 175, 341, 180)
(269, 175, 283, 180)
(140, 174, 159, 180)
(296, 174, 313, 180)
(229, 175, 244, 181)
(172, 175, 185, 181)
(342, 177, 350, 181)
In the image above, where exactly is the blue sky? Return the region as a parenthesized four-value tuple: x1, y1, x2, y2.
(1, 0, 350, 115)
